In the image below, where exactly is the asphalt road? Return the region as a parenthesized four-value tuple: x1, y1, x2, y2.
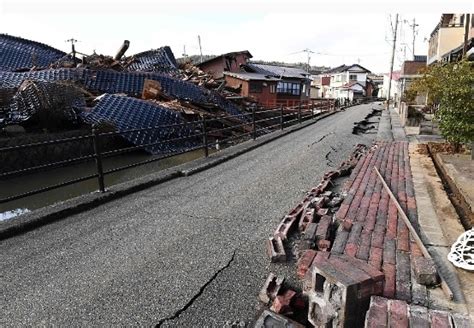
(0, 103, 381, 327)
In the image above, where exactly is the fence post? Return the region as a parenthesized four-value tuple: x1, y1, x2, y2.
(280, 105, 284, 130)
(298, 103, 302, 123)
(92, 128, 105, 193)
(202, 116, 209, 157)
(252, 107, 257, 140)
(311, 100, 315, 119)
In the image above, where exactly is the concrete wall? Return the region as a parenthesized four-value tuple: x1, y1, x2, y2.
(428, 26, 464, 64)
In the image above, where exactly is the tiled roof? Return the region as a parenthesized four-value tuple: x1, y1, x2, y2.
(127, 47, 178, 73)
(324, 64, 371, 74)
(83, 94, 198, 155)
(0, 34, 66, 71)
(244, 63, 310, 79)
(224, 72, 280, 81)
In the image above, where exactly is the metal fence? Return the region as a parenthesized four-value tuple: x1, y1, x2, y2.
(0, 101, 335, 205)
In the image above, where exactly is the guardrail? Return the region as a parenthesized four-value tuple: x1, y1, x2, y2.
(0, 101, 336, 205)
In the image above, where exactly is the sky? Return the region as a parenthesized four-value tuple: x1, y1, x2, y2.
(1, 0, 473, 73)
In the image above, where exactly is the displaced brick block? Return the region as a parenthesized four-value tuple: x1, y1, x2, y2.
(254, 310, 305, 328)
(270, 289, 296, 315)
(324, 170, 340, 180)
(412, 256, 438, 286)
(266, 235, 286, 263)
(297, 250, 317, 279)
(300, 223, 317, 250)
(310, 196, 326, 209)
(299, 208, 315, 232)
(316, 239, 331, 251)
(315, 215, 332, 241)
(258, 273, 285, 305)
(364, 296, 388, 328)
(274, 215, 297, 240)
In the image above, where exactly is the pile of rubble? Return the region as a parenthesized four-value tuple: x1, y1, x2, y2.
(0, 34, 257, 155)
(256, 142, 472, 327)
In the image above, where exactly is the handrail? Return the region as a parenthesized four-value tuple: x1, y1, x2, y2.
(0, 100, 339, 205)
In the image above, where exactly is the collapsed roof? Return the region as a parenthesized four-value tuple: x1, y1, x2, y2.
(0, 34, 66, 72)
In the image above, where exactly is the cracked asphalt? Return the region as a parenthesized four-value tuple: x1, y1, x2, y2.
(0, 103, 382, 327)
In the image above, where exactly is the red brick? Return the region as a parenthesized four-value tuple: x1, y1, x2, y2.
(388, 299, 408, 328)
(430, 310, 451, 328)
(316, 208, 329, 217)
(397, 221, 410, 252)
(382, 263, 396, 298)
(315, 215, 332, 240)
(369, 247, 383, 270)
(345, 242, 358, 257)
(258, 273, 285, 304)
(270, 289, 296, 314)
(410, 242, 423, 257)
(297, 250, 317, 279)
(365, 296, 388, 328)
(342, 219, 353, 231)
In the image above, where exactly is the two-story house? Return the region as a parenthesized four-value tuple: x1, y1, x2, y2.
(324, 64, 371, 101)
(428, 14, 474, 65)
(241, 63, 311, 106)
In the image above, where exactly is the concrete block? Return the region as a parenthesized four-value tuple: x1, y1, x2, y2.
(274, 215, 297, 240)
(258, 273, 285, 305)
(254, 310, 305, 328)
(270, 289, 296, 315)
(412, 256, 438, 286)
(266, 235, 286, 263)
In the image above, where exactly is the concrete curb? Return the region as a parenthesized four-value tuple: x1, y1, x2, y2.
(0, 110, 340, 240)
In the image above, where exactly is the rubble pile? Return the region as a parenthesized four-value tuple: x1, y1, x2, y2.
(0, 34, 255, 155)
(8, 80, 86, 126)
(256, 142, 472, 327)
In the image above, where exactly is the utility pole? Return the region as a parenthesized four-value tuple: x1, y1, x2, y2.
(301, 48, 315, 73)
(463, 14, 471, 57)
(411, 18, 418, 59)
(387, 14, 399, 110)
(197, 35, 203, 64)
(66, 38, 78, 61)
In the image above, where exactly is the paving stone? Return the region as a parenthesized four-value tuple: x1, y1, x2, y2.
(408, 305, 430, 328)
(395, 250, 412, 301)
(388, 299, 408, 328)
(429, 309, 451, 328)
(412, 256, 438, 286)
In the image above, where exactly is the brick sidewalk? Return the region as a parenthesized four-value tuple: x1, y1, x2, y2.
(333, 141, 434, 305)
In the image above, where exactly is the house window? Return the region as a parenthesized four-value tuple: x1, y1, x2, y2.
(349, 74, 357, 81)
(277, 82, 301, 95)
(249, 81, 262, 93)
(270, 84, 276, 93)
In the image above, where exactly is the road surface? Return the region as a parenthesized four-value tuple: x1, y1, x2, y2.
(0, 103, 381, 326)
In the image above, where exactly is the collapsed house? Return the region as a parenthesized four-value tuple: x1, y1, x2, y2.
(0, 34, 259, 155)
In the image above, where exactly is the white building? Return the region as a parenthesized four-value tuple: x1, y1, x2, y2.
(380, 71, 401, 103)
(324, 64, 371, 101)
